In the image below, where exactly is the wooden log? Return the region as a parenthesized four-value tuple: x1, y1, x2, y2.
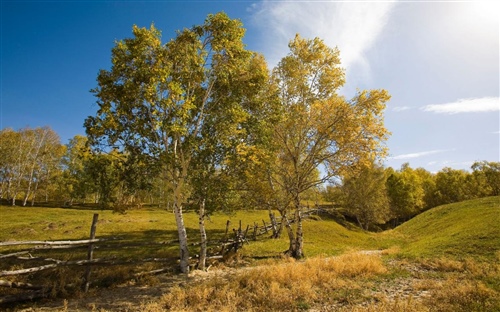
(13, 256, 59, 263)
(0, 279, 43, 290)
(0, 256, 178, 278)
(1, 263, 60, 276)
(243, 225, 250, 243)
(0, 258, 106, 277)
(83, 213, 99, 292)
(0, 251, 31, 259)
(224, 220, 231, 241)
(0, 239, 103, 247)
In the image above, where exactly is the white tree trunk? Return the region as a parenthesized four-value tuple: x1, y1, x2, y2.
(198, 199, 207, 271)
(173, 183, 190, 274)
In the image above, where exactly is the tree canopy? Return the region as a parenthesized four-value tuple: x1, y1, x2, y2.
(84, 12, 271, 273)
(267, 34, 391, 258)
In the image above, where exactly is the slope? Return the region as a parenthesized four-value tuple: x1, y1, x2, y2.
(392, 196, 500, 260)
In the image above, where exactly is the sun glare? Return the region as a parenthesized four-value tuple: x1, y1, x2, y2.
(470, 1, 500, 22)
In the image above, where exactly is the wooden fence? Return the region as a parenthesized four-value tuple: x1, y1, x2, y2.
(0, 208, 326, 304)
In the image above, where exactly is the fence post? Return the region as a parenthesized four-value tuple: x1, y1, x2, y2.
(83, 213, 99, 292)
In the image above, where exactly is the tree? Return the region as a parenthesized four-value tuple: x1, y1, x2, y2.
(26, 128, 65, 206)
(386, 163, 425, 222)
(0, 128, 18, 202)
(85, 13, 268, 273)
(341, 163, 390, 230)
(62, 135, 95, 205)
(434, 167, 469, 205)
(269, 35, 390, 258)
(414, 167, 437, 210)
(471, 161, 500, 196)
(0, 127, 64, 206)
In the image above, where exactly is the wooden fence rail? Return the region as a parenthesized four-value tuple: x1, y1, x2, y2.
(1, 208, 324, 305)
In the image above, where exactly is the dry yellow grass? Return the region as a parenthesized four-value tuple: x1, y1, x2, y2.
(137, 252, 499, 312)
(142, 252, 387, 312)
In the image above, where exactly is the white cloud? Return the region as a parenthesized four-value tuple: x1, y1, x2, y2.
(422, 97, 500, 114)
(389, 149, 450, 160)
(249, 1, 396, 70)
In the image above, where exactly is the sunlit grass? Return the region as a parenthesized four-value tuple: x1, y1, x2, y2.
(392, 196, 500, 260)
(1, 197, 499, 311)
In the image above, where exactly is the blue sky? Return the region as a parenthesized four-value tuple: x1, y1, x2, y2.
(1, 0, 499, 172)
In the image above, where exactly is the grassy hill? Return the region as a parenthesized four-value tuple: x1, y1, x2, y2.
(391, 196, 500, 260)
(1, 196, 498, 261)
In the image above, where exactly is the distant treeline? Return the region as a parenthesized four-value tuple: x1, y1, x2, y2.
(1, 128, 498, 226)
(323, 161, 500, 230)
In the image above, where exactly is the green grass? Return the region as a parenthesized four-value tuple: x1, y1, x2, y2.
(2, 196, 498, 261)
(390, 196, 500, 260)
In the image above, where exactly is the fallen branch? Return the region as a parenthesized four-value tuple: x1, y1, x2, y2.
(0, 279, 43, 290)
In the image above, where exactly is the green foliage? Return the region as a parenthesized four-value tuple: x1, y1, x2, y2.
(386, 163, 426, 221)
(0, 127, 65, 206)
(84, 12, 271, 272)
(341, 163, 390, 230)
(434, 167, 470, 205)
(265, 34, 391, 258)
(471, 161, 500, 196)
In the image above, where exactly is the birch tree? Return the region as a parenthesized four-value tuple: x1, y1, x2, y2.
(85, 13, 268, 273)
(271, 35, 390, 258)
(0, 127, 63, 206)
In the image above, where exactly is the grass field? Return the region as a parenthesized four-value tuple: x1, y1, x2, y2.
(1, 196, 499, 311)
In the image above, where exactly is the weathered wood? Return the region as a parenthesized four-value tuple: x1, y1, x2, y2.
(0, 258, 108, 277)
(243, 225, 250, 242)
(0, 251, 31, 259)
(13, 256, 59, 263)
(0, 239, 103, 247)
(0, 279, 43, 290)
(83, 213, 99, 292)
(224, 220, 231, 240)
